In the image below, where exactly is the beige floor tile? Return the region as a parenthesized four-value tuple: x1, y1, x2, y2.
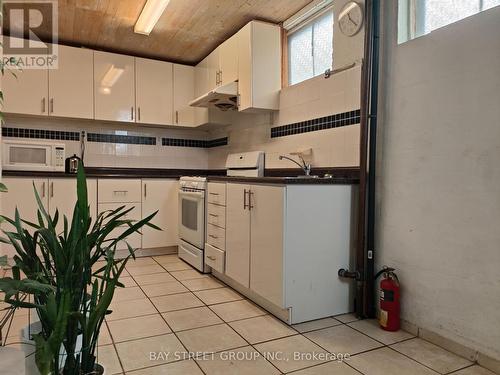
(153, 254, 181, 265)
(97, 344, 123, 374)
(181, 277, 224, 291)
(126, 257, 158, 267)
(112, 286, 146, 302)
(6, 314, 29, 338)
(133, 272, 176, 286)
(98, 324, 113, 346)
(177, 323, 247, 353)
(151, 292, 204, 313)
(118, 276, 137, 288)
(348, 347, 439, 375)
(209, 300, 267, 322)
(170, 269, 207, 281)
(290, 361, 362, 374)
(391, 338, 473, 374)
(108, 314, 171, 343)
(162, 261, 194, 272)
(334, 313, 359, 323)
(141, 281, 188, 297)
(196, 346, 280, 375)
(305, 325, 382, 355)
(348, 319, 415, 345)
(162, 306, 222, 332)
(194, 288, 243, 305)
(126, 264, 166, 276)
(293, 318, 342, 333)
(115, 333, 186, 372)
(127, 359, 203, 374)
(107, 298, 157, 321)
(229, 315, 296, 344)
(452, 366, 498, 375)
(4, 342, 36, 357)
(254, 334, 329, 373)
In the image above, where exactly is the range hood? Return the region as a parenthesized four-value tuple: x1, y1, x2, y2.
(189, 81, 238, 111)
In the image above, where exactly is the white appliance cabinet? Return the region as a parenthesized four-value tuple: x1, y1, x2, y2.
(220, 182, 357, 324)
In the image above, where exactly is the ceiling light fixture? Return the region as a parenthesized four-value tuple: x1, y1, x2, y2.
(134, 0, 170, 35)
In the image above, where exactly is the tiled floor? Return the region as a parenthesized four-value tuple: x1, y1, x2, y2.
(1, 255, 497, 375)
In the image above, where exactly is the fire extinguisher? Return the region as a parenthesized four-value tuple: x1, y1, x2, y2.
(375, 266, 400, 331)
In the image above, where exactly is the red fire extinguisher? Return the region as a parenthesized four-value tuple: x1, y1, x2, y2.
(375, 266, 400, 331)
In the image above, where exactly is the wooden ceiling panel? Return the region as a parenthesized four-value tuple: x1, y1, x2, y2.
(3, 0, 312, 64)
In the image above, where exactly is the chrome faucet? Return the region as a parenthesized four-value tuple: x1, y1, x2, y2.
(279, 154, 312, 176)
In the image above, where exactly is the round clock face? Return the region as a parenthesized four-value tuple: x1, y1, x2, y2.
(338, 1, 363, 37)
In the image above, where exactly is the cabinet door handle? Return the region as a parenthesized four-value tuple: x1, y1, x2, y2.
(249, 190, 254, 210)
(50, 181, 54, 198)
(207, 255, 216, 261)
(49, 98, 54, 114)
(131, 107, 134, 121)
(175, 110, 179, 124)
(219, 70, 222, 85)
(138, 107, 141, 121)
(144, 183, 147, 198)
(209, 234, 218, 239)
(209, 213, 218, 217)
(209, 192, 219, 196)
(41, 98, 46, 113)
(243, 189, 248, 210)
(237, 94, 241, 108)
(113, 190, 128, 194)
(41, 182, 46, 198)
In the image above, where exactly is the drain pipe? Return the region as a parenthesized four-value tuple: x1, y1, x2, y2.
(338, 0, 381, 319)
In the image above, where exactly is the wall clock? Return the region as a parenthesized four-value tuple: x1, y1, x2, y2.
(338, 1, 364, 37)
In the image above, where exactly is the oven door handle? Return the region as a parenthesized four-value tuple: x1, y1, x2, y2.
(179, 190, 205, 199)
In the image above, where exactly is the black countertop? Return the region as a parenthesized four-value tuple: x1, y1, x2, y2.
(2, 167, 359, 184)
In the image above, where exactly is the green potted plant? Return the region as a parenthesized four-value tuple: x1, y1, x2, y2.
(0, 165, 159, 374)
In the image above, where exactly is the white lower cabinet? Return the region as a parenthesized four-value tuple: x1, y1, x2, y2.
(225, 183, 251, 287)
(222, 182, 357, 324)
(141, 179, 178, 249)
(0, 177, 97, 258)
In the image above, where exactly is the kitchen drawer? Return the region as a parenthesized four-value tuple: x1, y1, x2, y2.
(207, 182, 226, 206)
(207, 223, 225, 251)
(205, 243, 225, 273)
(98, 179, 142, 203)
(207, 203, 226, 228)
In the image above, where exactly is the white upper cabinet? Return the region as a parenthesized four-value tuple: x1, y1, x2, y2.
(173, 64, 207, 127)
(195, 56, 209, 98)
(1, 37, 49, 116)
(94, 51, 136, 122)
(238, 21, 281, 112)
(206, 47, 220, 91)
(48, 45, 94, 119)
(135, 57, 173, 126)
(219, 33, 239, 86)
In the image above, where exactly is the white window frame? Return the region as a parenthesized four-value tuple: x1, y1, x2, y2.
(399, 0, 499, 43)
(284, 0, 335, 87)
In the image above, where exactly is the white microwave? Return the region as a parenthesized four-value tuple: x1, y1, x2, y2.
(2, 139, 66, 172)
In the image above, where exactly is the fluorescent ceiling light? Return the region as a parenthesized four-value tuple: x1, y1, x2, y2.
(101, 65, 124, 88)
(134, 0, 170, 35)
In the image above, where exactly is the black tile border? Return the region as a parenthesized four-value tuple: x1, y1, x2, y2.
(161, 137, 228, 148)
(271, 109, 361, 138)
(87, 133, 156, 145)
(2, 127, 80, 141)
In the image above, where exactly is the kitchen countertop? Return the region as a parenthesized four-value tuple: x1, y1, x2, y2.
(2, 167, 359, 184)
(207, 175, 358, 185)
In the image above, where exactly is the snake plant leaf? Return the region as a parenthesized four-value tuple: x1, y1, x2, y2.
(0, 182, 7, 192)
(0, 277, 55, 300)
(0, 255, 8, 266)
